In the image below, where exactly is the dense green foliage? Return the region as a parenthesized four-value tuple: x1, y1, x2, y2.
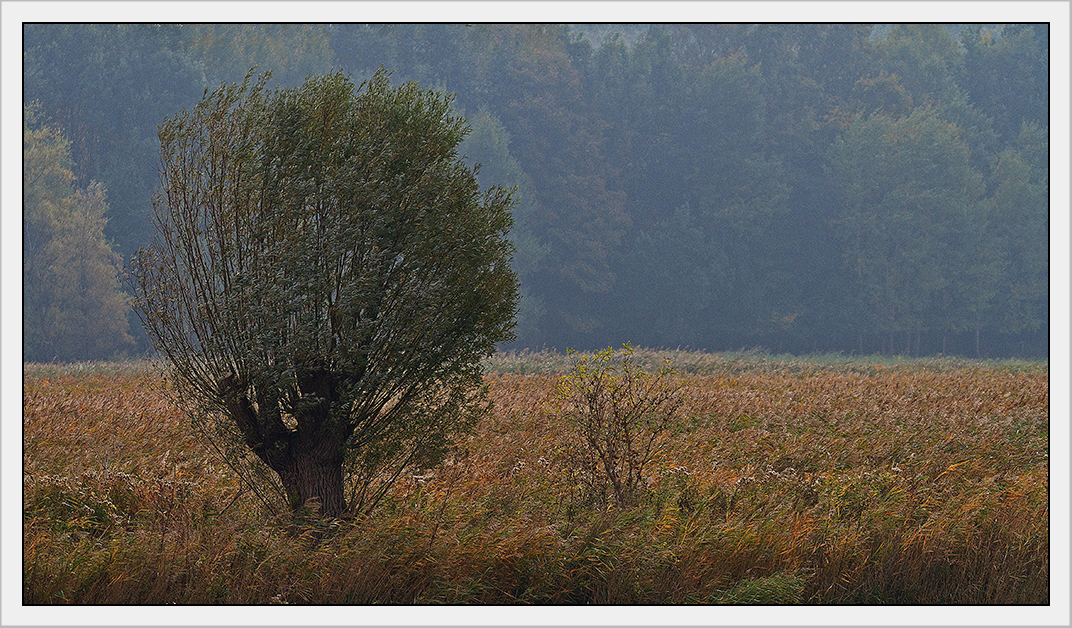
(24, 24, 1049, 358)
(129, 71, 518, 517)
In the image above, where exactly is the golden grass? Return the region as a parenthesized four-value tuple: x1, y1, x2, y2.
(23, 354, 1048, 604)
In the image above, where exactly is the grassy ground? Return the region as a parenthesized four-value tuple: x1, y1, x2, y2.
(23, 351, 1049, 604)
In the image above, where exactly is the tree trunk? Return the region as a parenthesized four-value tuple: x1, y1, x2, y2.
(217, 371, 348, 518)
(273, 435, 347, 518)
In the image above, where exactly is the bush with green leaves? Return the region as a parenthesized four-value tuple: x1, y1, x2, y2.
(556, 343, 684, 507)
(131, 69, 518, 518)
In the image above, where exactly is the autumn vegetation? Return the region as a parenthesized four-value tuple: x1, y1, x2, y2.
(24, 350, 1048, 604)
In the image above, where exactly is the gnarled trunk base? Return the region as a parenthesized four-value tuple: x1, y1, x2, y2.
(272, 441, 346, 518)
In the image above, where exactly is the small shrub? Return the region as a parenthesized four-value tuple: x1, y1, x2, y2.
(556, 343, 684, 507)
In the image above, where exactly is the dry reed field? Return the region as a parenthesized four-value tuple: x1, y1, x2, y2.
(23, 351, 1049, 604)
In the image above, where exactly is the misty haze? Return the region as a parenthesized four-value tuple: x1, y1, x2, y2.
(24, 24, 1048, 361)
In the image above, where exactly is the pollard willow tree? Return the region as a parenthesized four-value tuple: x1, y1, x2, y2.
(132, 70, 518, 518)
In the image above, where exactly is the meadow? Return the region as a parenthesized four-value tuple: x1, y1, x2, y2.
(23, 350, 1049, 604)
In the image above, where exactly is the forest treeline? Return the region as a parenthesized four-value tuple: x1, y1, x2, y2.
(23, 23, 1049, 361)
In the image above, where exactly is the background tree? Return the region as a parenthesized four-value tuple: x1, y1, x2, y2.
(26, 23, 1049, 359)
(685, 53, 791, 344)
(23, 24, 206, 258)
(489, 25, 628, 347)
(615, 202, 714, 348)
(459, 109, 549, 347)
(23, 106, 133, 362)
(831, 106, 988, 354)
(984, 122, 1049, 348)
(23, 24, 208, 353)
(188, 24, 336, 89)
(23, 105, 75, 358)
(962, 24, 1048, 143)
(873, 24, 964, 106)
(131, 71, 518, 518)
